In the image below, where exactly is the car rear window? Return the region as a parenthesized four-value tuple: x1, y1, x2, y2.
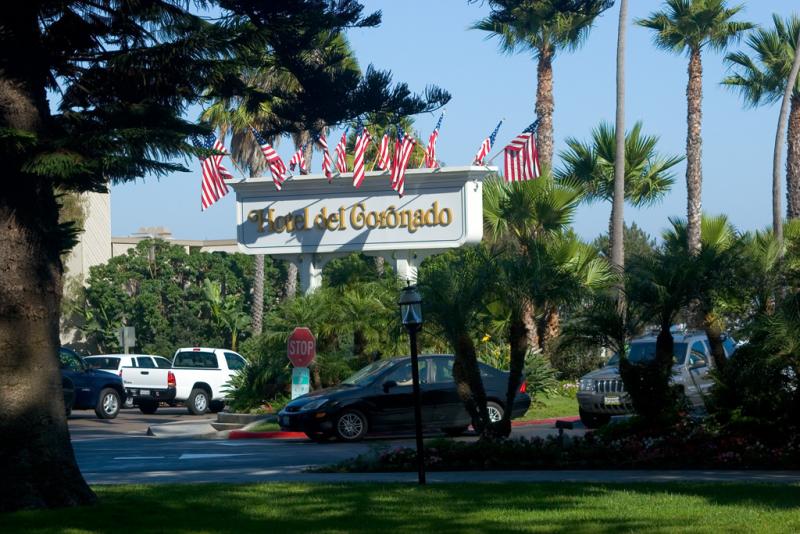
(174, 351, 218, 369)
(154, 357, 172, 369)
(85, 357, 121, 370)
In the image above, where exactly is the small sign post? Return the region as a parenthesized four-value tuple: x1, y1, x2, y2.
(287, 327, 316, 399)
(116, 326, 136, 354)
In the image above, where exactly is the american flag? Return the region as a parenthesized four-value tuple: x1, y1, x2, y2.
(352, 126, 372, 189)
(251, 128, 287, 190)
(193, 134, 233, 211)
(391, 127, 416, 197)
(316, 132, 334, 182)
(288, 143, 307, 174)
(424, 112, 444, 168)
(503, 121, 541, 182)
(473, 120, 503, 165)
(334, 129, 348, 174)
(376, 133, 392, 170)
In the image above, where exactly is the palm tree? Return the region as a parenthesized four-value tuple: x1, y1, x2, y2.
(473, 0, 613, 168)
(723, 15, 800, 222)
(637, 0, 753, 255)
(612, 0, 629, 299)
(662, 214, 740, 371)
(557, 121, 683, 235)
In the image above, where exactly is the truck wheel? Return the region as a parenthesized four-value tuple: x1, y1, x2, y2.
(579, 408, 611, 429)
(187, 388, 210, 415)
(209, 400, 225, 413)
(95, 388, 121, 419)
(139, 400, 159, 414)
(124, 396, 135, 409)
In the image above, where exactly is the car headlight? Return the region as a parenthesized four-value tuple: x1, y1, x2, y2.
(579, 379, 594, 392)
(300, 398, 330, 412)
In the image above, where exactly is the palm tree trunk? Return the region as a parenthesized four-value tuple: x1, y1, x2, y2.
(611, 0, 628, 301)
(775, 32, 800, 245)
(251, 254, 264, 334)
(702, 311, 727, 374)
(786, 94, 800, 219)
(375, 256, 385, 276)
(285, 262, 297, 299)
(536, 46, 555, 169)
(452, 332, 491, 437)
(522, 297, 539, 351)
(499, 315, 528, 437)
(685, 47, 704, 256)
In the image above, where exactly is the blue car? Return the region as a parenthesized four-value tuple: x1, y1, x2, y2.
(60, 347, 126, 419)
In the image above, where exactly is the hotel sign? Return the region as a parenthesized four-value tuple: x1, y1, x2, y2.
(229, 166, 490, 256)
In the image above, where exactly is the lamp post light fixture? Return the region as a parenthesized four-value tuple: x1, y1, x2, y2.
(398, 283, 426, 485)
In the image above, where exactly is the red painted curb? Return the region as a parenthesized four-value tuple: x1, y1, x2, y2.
(228, 430, 306, 440)
(512, 415, 580, 427)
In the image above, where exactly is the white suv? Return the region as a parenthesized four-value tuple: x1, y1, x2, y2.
(576, 331, 737, 428)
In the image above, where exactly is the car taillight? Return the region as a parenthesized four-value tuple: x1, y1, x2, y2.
(168, 371, 176, 388)
(519, 381, 527, 394)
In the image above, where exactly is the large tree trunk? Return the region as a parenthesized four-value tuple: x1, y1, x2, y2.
(611, 0, 628, 307)
(0, 186, 96, 511)
(0, 10, 96, 508)
(786, 94, 800, 219)
(251, 254, 264, 335)
(685, 47, 704, 256)
(535, 47, 554, 169)
(521, 297, 539, 351)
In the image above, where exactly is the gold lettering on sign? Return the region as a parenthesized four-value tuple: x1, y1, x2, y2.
(249, 202, 454, 234)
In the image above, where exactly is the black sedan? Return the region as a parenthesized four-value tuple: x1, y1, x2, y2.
(278, 354, 531, 441)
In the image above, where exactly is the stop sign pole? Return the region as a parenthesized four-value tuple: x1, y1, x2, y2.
(288, 327, 316, 399)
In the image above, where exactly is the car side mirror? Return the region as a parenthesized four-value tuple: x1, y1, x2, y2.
(382, 380, 397, 393)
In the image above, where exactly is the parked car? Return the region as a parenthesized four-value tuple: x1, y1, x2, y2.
(59, 347, 126, 419)
(576, 331, 738, 428)
(84, 354, 173, 408)
(277, 354, 532, 442)
(120, 347, 246, 415)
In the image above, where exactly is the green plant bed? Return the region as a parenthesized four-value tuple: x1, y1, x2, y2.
(244, 421, 281, 432)
(321, 420, 800, 473)
(521, 394, 579, 421)
(4, 483, 800, 532)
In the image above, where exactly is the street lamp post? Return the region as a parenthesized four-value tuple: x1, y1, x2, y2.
(398, 283, 425, 485)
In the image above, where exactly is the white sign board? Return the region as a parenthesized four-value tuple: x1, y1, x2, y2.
(228, 166, 490, 256)
(291, 367, 311, 399)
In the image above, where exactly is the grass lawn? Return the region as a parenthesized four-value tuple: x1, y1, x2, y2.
(520, 394, 579, 421)
(4, 483, 800, 533)
(243, 420, 280, 432)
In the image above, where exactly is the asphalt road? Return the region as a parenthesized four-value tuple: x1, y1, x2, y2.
(67, 409, 800, 485)
(68, 408, 586, 484)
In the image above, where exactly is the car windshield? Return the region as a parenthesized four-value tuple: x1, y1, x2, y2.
(626, 342, 689, 365)
(342, 359, 396, 386)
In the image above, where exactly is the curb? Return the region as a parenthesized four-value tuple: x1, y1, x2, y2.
(229, 430, 306, 440)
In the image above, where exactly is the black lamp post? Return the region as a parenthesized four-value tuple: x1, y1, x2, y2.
(398, 283, 425, 485)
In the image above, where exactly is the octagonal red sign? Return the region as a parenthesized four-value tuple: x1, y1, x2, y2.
(287, 327, 316, 367)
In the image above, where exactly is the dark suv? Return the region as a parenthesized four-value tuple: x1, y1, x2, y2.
(60, 347, 126, 419)
(278, 354, 531, 442)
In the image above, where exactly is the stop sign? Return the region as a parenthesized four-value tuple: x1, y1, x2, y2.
(287, 327, 316, 367)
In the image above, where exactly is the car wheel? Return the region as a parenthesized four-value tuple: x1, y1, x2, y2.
(187, 388, 210, 415)
(487, 401, 504, 423)
(334, 410, 368, 442)
(579, 408, 611, 429)
(139, 400, 159, 414)
(305, 432, 333, 443)
(442, 425, 469, 437)
(209, 400, 225, 413)
(95, 388, 121, 419)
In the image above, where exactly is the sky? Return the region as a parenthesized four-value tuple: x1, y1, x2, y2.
(111, 0, 796, 243)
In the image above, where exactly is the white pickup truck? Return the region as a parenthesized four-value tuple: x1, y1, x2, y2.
(122, 347, 247, 415)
